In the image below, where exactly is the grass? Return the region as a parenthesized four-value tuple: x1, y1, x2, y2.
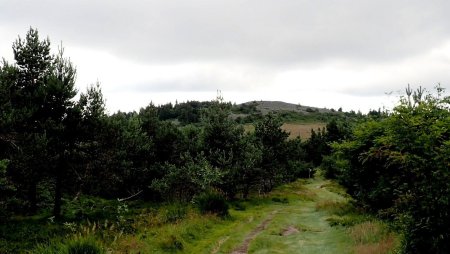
(350, 221, 399, 254)
(2, 176, 400, 253)
(247, 178, 354, 254)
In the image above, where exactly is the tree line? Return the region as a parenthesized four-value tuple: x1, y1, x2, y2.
(0, 28, 341, 221)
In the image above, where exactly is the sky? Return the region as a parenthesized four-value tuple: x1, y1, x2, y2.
(1, 0, 450, 113)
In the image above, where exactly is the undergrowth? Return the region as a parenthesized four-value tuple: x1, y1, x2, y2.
(315, 180, 401, 254)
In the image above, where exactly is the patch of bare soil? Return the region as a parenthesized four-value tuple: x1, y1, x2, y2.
(281, 226, 300, 236)
(231, 210, 278, 254)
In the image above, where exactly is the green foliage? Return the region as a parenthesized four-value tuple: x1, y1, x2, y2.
(66, 238, 104, 254)
(63, 196, 117, 221)
(161, 203, 188, 223)
(255, 113, 290, 191)
(0, 216, 68, 253)
(201, 99, 246, 198)
(156, 100, 215, 124)
(329, 86, 450, 253)
(31, 237, 104, 254)
(151, 154, 221, 201)
(0, 159, 15, 220)
(194, 192, 229, 217)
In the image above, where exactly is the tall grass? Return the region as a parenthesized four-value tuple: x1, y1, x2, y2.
(32, 237, 104, 254)
(350, 221, 399, 254)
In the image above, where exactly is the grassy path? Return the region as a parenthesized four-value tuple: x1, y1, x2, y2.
(191, 177, 355, 254)
(134, 176, 397, 254)
(237, 178, 352, 254)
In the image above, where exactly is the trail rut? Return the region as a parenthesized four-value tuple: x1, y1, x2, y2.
(230, 210, 278, 254)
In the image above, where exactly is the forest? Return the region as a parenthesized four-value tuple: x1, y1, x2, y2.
(0, 29, 449, 253)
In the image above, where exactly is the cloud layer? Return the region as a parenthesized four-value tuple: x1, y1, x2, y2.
(1, 0, 450, 112)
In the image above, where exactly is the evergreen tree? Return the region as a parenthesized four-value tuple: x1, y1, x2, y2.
(201, 98, 244, 198)
(254, 113, 289, 192)
(2, 28, 79, 217)
(8, 28, 54, 214)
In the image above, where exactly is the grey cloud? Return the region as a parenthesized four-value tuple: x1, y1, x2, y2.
(2, 0, 450, 66)
(128, 81, 215, 93)
(2, 0, 450, 113)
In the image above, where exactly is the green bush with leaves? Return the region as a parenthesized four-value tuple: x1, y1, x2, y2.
(194, 192, 229, 217)
(330, 86, 450, 253)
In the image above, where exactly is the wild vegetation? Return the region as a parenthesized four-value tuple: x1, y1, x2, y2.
(0, 28, 448, 253)
(323, 85, 450, 253)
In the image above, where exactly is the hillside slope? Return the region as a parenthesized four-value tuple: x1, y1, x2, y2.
(240, 101, 333, 115)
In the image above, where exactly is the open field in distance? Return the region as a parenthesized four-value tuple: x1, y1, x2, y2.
(244, 122, 326, 140)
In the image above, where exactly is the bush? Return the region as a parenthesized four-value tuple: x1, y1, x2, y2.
(67, 238, 104, 254)
(194, 192, 229, 217)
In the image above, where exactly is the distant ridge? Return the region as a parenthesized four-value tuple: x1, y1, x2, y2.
(240, 100, 332, 115)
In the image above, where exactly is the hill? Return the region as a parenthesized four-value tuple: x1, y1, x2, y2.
(232, 100, 346, 125)
(240, 101, 333, 115)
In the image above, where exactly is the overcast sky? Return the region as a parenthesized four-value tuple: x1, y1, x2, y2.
(1, 0, 450, 113)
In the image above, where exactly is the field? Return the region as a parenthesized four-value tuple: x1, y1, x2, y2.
(244, 122, 326, 140)
(282, 123, 326, 139)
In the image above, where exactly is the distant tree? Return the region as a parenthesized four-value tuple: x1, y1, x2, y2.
(304, 128, 327, 166)
(285, 137, 312, 179)
(157, 102, 176, 120)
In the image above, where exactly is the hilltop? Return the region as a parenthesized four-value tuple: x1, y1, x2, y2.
(239, 101, 334, 115)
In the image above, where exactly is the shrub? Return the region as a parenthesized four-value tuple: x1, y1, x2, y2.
(66, 238, 104, 254)
(194, 192, 229, 217)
